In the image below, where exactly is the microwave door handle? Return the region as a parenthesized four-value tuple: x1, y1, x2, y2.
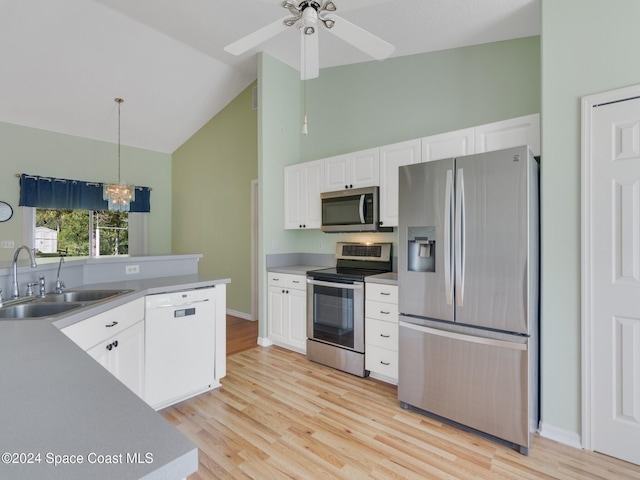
(359, 194, 366, 223)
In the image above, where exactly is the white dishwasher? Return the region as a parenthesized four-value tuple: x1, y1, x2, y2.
(145, 287, 217, 410)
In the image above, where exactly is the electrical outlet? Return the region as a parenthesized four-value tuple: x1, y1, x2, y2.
(125, 264, 140, 275)
(1, 240, 15, 248)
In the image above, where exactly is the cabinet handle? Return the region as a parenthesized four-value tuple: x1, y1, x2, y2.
(113, 340, 118, 348)
(292, 280, 300, 284)
(105, 321, 118, 328)
(380, 334, 391, 338)
(299, 225, 303, 228)
(380, 361, 390, 366)
(380, 292, 391, 296)
(380, 311, 390, 315)
(344, 184, 348, 189)
(282, 289, 285, 293)
(286, 290, 289, 294)
(106, 343, 113, 351)
(349, 184, 353, 188)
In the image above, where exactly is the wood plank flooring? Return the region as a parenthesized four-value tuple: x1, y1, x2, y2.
(226, 315, 259, 356)
(161, 319, 640, 479)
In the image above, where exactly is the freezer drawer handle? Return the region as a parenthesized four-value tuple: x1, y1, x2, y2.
(399, 321, 527, 351)
(105, 321, 118, 328)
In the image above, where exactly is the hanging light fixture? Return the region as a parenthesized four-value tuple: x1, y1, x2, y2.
(103, 97, 135, 211)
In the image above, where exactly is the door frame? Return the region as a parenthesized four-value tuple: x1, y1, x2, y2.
(251, 179, 259, 322)
(581, 82, 640, 450)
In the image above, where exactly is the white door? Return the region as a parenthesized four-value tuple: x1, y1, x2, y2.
(349, 147, 380, 188)
(379, 139, 421, 227)
(303, 159, 324, 228)
(588, 94, 640, 465)
(475, 113, 540, 156)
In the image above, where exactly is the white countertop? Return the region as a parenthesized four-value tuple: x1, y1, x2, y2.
(0, 274, 230, 480)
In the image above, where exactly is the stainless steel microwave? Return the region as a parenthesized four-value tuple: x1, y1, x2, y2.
(320, 186, 392, 233)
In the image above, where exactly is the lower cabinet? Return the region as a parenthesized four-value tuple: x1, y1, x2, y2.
(268, 272, 307, 353)
(365, 283, 399, 383)
(86, 320, 145, 399)
(61, 298, 146, 399)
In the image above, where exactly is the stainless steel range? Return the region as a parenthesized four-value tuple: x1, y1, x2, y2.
(306, 242, 392, 377)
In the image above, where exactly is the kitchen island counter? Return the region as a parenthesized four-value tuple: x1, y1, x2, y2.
(0, 274, 230, 480)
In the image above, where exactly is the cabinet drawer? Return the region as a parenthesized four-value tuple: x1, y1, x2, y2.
(61, 298, 144, 351)
(366, 317, 398, 350)
(365, 300, 398, 323)
(366, 344, 398, 379)
(267, 272, 306, 291)
(365, 283, 398, 304)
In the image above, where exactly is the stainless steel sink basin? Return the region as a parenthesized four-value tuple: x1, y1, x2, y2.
(42, 289, 132, 303)
(0, 302, 85, 319)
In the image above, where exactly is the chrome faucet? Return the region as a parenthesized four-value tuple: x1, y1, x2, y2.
(11, 245, 37, 300)
(38, 275, 46, 298)
(55, 256, 65, 294)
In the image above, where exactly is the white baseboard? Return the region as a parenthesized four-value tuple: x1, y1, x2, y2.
(257, 336, 273, 347)
(226, 309, 254, 321)
(538, 422, 583, 449)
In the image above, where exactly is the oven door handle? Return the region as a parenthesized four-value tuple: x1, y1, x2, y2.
(307, 279, 364, 290)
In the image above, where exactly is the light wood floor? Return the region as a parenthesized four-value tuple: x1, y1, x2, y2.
(161, 318, 640, 479)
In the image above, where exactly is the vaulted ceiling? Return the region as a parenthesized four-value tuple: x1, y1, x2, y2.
(0, 0, 540, 153)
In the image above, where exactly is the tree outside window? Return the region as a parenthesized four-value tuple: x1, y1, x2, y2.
(35, 209, 128, 257)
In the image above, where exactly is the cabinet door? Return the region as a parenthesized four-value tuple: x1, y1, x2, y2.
(284, 164, 305, 229)
(350, 148, 380, 189)
(324, 153, 350, 192)
(474, 113, 540, 156)
(421, 128, 474, 162)
(287, 288, 307, 352)
(268, 286, 287, 342)
(303, 159, 324, 228)
(87, 320, 145, 399)
(379, 139, 421, 227)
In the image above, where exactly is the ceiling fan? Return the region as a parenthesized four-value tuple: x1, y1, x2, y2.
(224, 0, 395, 80)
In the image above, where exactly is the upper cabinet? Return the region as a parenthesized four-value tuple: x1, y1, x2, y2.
(284, 159, 324, 229)
(324, 148, 380, 192)
(379, 139, 421, 227)
(421, 127, 475, 163)
(474, 114, 540, 156)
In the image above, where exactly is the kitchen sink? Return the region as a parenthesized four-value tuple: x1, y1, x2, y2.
(41, 289, 132, 303)
(0, 302, 86, 319)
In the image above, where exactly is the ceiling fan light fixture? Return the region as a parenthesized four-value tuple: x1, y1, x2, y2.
(321, 18, 335, 29)
(303, 26, 315, 35)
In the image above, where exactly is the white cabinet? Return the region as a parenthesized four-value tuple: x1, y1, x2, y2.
(323, 148, 380, 192)
(474, 113, 540, 156)
(365, 283, 399, 383)
(379, 139, 421, 227)
(267, 272, 307, 353)
(284, 159, 324, 229)
(86, 320, 145, 399)
(61, 298, 145, 399)
(421, 127, 475, 162)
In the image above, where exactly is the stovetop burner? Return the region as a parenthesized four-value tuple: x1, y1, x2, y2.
(307, 242, 393, 281)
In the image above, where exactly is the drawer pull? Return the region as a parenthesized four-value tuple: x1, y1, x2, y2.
(292, 280, 300, 284)
(380, 311, 390, 315)
(105, 321, 118, 328)
(380, 334, 391, 338)
(380, 361, 390, 366)
(380, 292, 391, 296)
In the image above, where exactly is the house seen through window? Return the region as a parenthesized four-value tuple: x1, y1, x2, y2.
(35, 209, 128, 257)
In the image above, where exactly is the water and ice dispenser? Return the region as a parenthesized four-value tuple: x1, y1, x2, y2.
(407, 226, 435, 272)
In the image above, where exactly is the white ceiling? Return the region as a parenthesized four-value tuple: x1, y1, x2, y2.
(0, 0, 540, 154)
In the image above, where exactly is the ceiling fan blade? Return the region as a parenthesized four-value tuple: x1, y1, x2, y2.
(324, 13, 394, 60)
(300, 29, 319, 80)
(224, 16, 290, 56)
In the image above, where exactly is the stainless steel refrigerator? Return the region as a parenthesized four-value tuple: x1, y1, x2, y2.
(397, 145, 539, 454)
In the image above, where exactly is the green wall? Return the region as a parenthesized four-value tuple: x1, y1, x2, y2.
(0, 122, 172, 262)
(540, 0, 640, 440)
(258, 37, 540, 338)
(172, 82, 258, 316)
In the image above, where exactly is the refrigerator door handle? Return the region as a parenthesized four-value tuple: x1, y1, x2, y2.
(455, 168, 466, 307)
(444, 169, 454, 305)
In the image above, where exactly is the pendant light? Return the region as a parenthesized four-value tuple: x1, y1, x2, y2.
(103, 97, 135, 211)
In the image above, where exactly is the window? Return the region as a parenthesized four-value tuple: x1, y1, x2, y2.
(35, 208, 128, 257)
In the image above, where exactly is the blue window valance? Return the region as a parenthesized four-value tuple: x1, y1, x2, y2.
(18, 174, 151, 213)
